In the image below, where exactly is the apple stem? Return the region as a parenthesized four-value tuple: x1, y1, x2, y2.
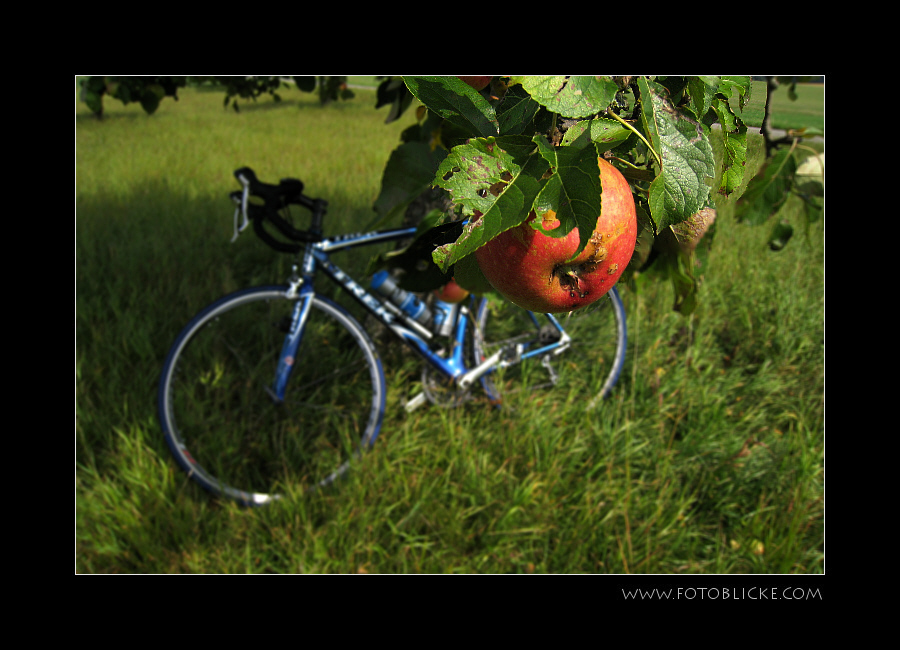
(556, 267, 589, 299)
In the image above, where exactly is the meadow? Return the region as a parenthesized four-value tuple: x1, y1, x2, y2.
(75, 78, 824, 574)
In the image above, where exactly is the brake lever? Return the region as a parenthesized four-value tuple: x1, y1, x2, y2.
(230, 184, 251, 242)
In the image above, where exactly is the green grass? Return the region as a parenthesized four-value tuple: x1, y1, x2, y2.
(76, 83, 824, 574)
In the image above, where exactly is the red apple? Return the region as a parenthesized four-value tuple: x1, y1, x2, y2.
(433, 278, 470, 303)
(457, 76, 492, 91)
(474, 157, 637, 313)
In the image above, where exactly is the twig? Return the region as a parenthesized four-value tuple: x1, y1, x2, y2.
(606, 109, 663, 168)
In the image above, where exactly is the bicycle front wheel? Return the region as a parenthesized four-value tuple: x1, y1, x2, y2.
(473, 286, 627, 406)
(158, 286, 386, 505)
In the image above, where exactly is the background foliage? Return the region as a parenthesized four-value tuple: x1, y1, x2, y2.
(368, 76, 823, 316)
(78, 76, 356, 117)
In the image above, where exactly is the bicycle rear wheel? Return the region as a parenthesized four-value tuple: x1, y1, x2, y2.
(158, 286, 386, 505)
(473, 286, 627, 406)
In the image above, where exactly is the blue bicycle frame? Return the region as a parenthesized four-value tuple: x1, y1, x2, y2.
(267, 225, 576, 404)
(269, 227, 477, 400)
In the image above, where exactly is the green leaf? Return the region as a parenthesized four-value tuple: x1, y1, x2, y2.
(643, 228, 701, 315)
(561, 117, 631, 153)
(513, 76, 619, 119)
(371, 141, 447, 229)
(802, 195, 824, 223)
(639, 77, 715, 231)
(532, 137, 603, 257)
(670, 248, 699, 314)
(376, 77, 415, 124)
(403, 76, 499, 138)
(688, 76, 720, 121)
(431, 136, 547, 271)
(369, 219, 462, 292)
(454, 252, 493, 295)
(495, 84, 542, 135)
(718, 76, 753, 111)
(735, 147, 797, 225)
(711, 96, 748, 197)
(620, 206, 655, 283)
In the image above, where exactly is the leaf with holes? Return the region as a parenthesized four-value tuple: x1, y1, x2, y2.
(431, 136, 546, 271)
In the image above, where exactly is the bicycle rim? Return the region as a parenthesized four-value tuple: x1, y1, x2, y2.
(473, 286, 626, 405)
(158, 287, 386, 505)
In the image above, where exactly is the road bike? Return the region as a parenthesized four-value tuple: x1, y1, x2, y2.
(157, 167, 627, 505)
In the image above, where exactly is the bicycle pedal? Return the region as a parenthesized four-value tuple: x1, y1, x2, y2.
(405, 392, 428, 412)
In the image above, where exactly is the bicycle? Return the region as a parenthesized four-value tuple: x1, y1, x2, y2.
(157, 167, 627, 506)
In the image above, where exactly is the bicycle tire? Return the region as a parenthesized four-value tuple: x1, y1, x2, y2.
(473, 286, 627, 406)
(158, 286, 386, 505)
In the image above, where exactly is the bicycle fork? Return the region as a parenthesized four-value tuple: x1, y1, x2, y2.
(267, 281, 314, 404)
